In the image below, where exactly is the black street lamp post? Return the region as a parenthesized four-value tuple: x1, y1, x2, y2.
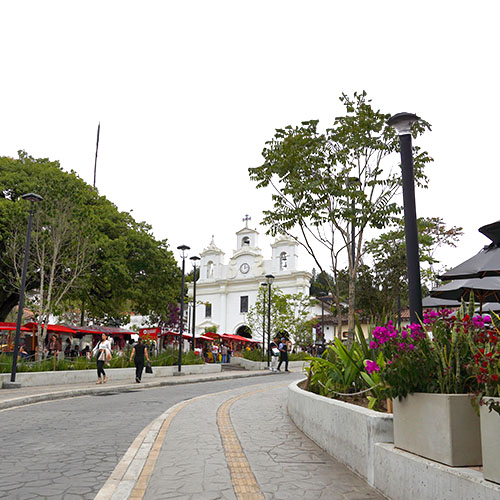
(260, 283, 267, 362)
(321, 297, 325, 344)
(11, 193, 43, 383)
(190, 256, 200, 351)
(388, 112, 423, 324)
(177, 245, 190, 373)
(265, 274, 274, 367)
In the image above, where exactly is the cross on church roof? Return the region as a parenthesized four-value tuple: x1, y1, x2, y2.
(242, 214, 251, 228)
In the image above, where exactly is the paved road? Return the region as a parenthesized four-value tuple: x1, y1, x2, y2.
(0, 373, 299, 500)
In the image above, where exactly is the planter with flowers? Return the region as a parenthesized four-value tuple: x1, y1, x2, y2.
(468, 315, 500, 483)
(365, 308, 482, 467)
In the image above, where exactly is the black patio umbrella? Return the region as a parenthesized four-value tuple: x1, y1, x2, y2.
(422, 296, 460, 309)
(439, 221, 500, 280)
(430, 276, 500, 313)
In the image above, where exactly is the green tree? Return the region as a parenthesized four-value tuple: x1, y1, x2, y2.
(249, 91, 433, 339)
(246, 288, 312, 345)
(365, 217, 463, 319)
(0, 152, 180, 332)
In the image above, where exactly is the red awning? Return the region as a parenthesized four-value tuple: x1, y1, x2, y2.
(197, 335, 215, 342)
(23, 323, 77, 334)
(222, 333, 260, 343)
(161, 331, 192, 340)
(0, 322, 30, 332)
(203, 331, 221, 339)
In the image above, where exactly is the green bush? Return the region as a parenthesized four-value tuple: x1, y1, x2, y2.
(0, 346, 203, 373)
(242, 349, 265, 362)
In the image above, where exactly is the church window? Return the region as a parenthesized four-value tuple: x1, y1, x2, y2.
(242, 237, 250, 247)
(205, 303, 212, 318)
(280, 251, 288, 270)
(207, 261, 214, 278)
(240, 296, 249, 313)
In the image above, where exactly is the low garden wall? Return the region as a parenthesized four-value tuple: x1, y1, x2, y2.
(0, 363, 221, 388)
(287, 379, 393, 484)
(288, 380, 500, 499)
(230, 357, 308, 371)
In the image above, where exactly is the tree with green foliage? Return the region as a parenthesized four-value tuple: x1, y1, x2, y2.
(249, 91, 433, 339)
(365, 216, 463, 320)
(0, 152, 181, 339)
(246, 287, 312, 346)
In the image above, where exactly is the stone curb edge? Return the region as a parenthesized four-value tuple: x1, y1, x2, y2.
(0, 370, 276, 411)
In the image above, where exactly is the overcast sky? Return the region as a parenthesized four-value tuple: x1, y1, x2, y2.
(1, 1, 499, 275)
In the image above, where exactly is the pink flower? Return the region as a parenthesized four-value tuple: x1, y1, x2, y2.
(369, 341, 378, 349)
(365, 360, 380, 374)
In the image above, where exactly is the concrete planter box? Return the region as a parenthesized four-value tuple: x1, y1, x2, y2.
(288, 379, 393, 484)
(393, 393, 481, 467)
(480, 397, 500, 484)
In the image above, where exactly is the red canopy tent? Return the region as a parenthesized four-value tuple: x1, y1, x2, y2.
(0, 322, 30, 331)
(222, 333, 260, 343)
(203, 331, 222, 339)
(161, 331, 193, 340)
(23, 323, 77, 334)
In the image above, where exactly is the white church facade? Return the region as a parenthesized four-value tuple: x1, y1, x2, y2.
(188, 218, 312, 338)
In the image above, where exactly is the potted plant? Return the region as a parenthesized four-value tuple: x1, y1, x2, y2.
(366, 307, 482, 467)
(468, 315, 500, 483)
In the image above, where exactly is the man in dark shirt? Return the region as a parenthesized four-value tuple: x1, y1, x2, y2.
(129, 337, 150, 383)
(277, 337, 289, 372)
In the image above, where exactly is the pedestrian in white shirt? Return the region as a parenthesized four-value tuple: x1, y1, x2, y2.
(92, 333, 112, 384)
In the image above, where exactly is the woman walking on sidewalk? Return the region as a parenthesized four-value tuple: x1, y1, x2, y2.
(93, 333, 111, 384)
(129, 337, 150, 383)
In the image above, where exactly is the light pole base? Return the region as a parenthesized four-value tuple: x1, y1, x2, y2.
(173, 371, 185, 377)
(2, 381, 21, 389)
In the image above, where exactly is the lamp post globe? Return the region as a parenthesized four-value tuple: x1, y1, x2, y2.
(190, 255, 200, 351)
(176, 245, 190, 373)
(10, 193, 43, 384)
(388, 112, 423, 323)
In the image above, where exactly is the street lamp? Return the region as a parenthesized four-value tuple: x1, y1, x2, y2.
(10, 193, 43, 384)
(177, 245, 190, 373)
(265, 274, 274, 367)
(387, 112, 423, 323)
(260, 283, 267, 362)
(190, 255, 200, 351)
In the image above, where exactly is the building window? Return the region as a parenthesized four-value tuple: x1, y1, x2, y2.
(240, 296, 249, 313)
(207, 261, 214, 278)
(242, 237, 250, 247)
(280, 251, 288, 270)
(205, 303, 212, 318)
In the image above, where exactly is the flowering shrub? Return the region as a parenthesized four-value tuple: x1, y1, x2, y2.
(467, 314, 500, 415)
(367, 308, 479, 399)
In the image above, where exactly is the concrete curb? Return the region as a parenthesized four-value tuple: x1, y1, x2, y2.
(0, 370, 276, 411)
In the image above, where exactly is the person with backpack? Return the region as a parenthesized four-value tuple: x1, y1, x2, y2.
(277, 337, 289, 372)
(129, 337, 150, 383)
(92, 333, 112, 384)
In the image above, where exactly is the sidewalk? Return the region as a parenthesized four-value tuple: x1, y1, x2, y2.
(0, 368, 277, 410)
(97, 380, 385, 500)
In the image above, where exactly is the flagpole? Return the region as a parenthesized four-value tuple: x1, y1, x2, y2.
(93, 122, 100, 189)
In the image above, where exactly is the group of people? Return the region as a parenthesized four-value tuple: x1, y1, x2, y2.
(92, 333, 150, 385)
(203, 342, 230, 363)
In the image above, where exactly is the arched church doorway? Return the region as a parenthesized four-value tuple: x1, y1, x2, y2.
(236, 325, 252, 338)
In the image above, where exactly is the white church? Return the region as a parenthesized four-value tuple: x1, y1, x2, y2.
(188, 217, 312, 339)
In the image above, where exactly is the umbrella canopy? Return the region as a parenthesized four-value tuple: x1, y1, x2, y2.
(430, 277, 500, 312)
(422, 297, 460, 309)
(23, 322, 77, 334)
(440, 221, 500, 280)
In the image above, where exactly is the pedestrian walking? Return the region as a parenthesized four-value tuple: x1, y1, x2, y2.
(221, 343, 228, 363)
(212, 343, 219, 363)
(93, 333, 111, 384)
(277, 337, 289, 372)
(270, 342, 279, 372)
(129, 337, 150, 383)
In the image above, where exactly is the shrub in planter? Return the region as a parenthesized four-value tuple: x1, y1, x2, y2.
(366, 307, 482, 466)
(468, 313, 500, 482)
